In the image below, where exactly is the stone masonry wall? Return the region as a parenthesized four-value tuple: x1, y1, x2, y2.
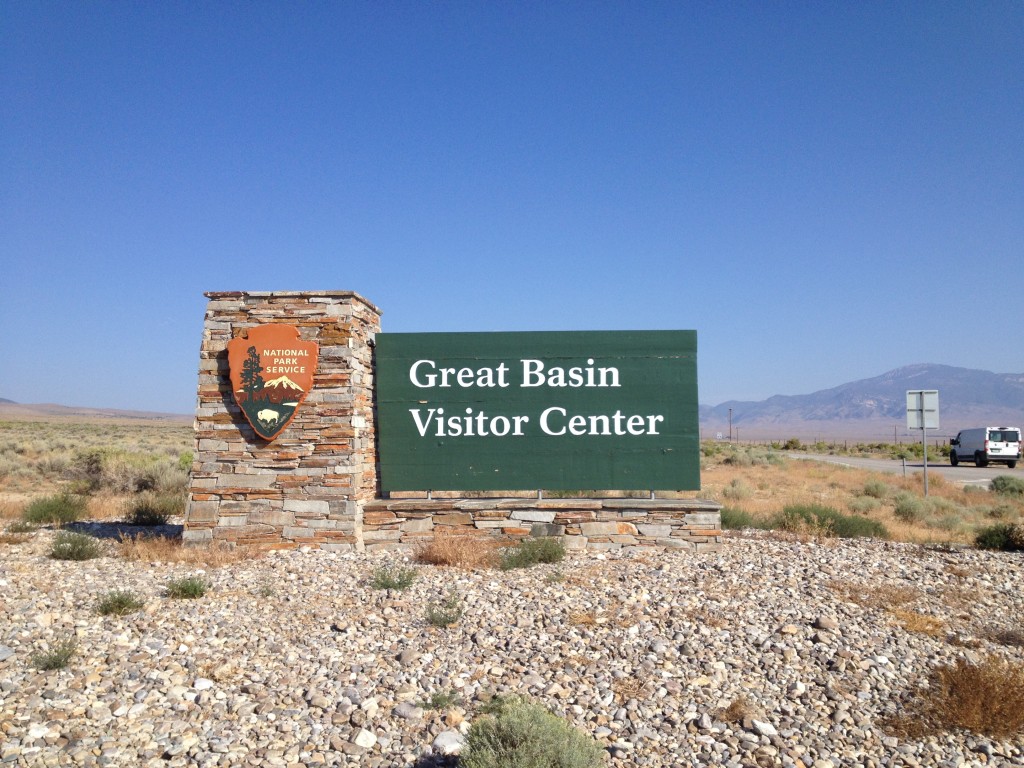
(184, 291, 381, 550)
(361, 498, 722, 552)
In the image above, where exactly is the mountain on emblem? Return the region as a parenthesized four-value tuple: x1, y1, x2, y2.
(226, 325, 319, 441)
(263, 375, 304, 391)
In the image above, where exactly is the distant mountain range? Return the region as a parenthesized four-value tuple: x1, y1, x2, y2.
(0, 400, 191, 423)
(701, 364, 1024, 439)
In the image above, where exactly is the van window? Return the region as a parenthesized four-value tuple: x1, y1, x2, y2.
(990, 430, 1020, 442)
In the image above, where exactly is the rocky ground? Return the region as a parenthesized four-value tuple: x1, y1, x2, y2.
(1, 530, 1022, 768)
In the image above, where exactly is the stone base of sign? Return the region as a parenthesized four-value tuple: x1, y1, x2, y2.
(183, 291, 381, 550)
(361, 498, 723, 552)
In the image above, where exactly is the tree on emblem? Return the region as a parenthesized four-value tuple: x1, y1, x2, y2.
(241, 346, 264, 394)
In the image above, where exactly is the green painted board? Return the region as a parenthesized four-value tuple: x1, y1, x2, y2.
(376, 331, 699, 491)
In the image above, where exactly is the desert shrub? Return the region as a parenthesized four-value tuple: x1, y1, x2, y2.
(421, 690, 462, 710)
(774, 504, 888, 540)
(126, 492, 182, 526)
(991, 476, 1024, 498)
(166, 575, 210, 599)
(890, 656, 1024, 738)
(926, 513, 965, 533)
(70, 448, 188, 494)
(720, 507, 756, 530)
(6, 519, 39, 534)
(721, 478, 752, 500)
(461, 695, 604, 768)
(425, 590, 463, 627)
(722, 450, 752, 467)
(31, 636, 78, 671)
(96, 589, 145, 616)
(50, 531, 103, 560)
(23, 493, 87, 526)
(700, 441, 725, 458)
(370, 563, 417, 590)
(862, 480, 890, 499)
(499, 537, 566, 571)
(893, 493, 927, 523)
(177, 451, 194, 473)
(975, 523, 1024, 552)
(782, 438, 802, 450)
(848, 496, 880, 514)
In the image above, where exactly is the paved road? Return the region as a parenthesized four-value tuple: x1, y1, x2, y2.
(791, 452, 1023, 488)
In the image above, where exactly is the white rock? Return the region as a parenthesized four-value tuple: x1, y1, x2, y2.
(353, 729, 376, 749)
(432, 730, 465, 755)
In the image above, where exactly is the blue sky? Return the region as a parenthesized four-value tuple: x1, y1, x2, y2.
(2, 1, 1022, 414)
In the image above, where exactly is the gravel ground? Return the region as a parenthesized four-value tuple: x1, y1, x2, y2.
(1, 529, 1022, 768)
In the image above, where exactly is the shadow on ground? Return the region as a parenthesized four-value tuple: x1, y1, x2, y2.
(411, 756, 458, 768)
(65, 521, 183, 540)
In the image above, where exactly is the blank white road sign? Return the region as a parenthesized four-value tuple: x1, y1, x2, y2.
(906, 390, 939, 430)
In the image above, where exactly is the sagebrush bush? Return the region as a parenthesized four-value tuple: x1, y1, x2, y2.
(975, 523, 1024, 552)
(96, 589, 145, 616)
(425, 590, 463, 627)
(461, 695, 604, 768)
(166, 575, 210, 599)
(370, 564, 417, 590)
(991, 476, 1024, 498)
(126, 492, 182, 526)
(71, 448, 189, 494)
(862, 480, 890, 499)
(31, 636, 78, 671)
(893, 493, 926, 523)
(721, 478, 752, 500)
(6, 519, 39, 534)
(720, 507, 756, 530)
(848, 496, 880, 514)
(499, 537, 566, 570)
(774, 504, 888, 540)
(421, 690, 462, 710)
(50, 531, 103, 560)
(23, 494, 88, 526)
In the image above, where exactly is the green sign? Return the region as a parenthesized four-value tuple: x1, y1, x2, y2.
(376, 331, 699, 491)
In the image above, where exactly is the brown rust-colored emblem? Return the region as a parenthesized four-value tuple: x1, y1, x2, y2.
(226, 324, 318, 441)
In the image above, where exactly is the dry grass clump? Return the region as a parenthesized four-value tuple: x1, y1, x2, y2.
(117, 535, 256, 567)
(889, 608, 945, 637)
(612, 676, 647, 703)
(888, 656, 1024, 738)
(829, 581, 920, 609)
(568, 610, 598, 626)
(717, 695, 762, 725)
(414, 529, 498, 569)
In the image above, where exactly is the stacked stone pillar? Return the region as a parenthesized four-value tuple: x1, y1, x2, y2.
(184, 291, 381, 550)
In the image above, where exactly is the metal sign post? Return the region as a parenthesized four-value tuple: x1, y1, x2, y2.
(906, 390, 939, 496)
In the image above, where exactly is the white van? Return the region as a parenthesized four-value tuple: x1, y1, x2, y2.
(949, 427, 1020, 468)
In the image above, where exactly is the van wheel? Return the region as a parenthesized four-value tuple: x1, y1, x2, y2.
(949, 452, 958, 466)
(1009, 461, 1018, 469)
(975, 452, 989, 468)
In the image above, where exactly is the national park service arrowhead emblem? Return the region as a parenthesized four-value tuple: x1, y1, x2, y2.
(226, 325, 318, 441)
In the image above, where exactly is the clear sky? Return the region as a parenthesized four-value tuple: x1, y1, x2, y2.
(2, 2, 1021, 414)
